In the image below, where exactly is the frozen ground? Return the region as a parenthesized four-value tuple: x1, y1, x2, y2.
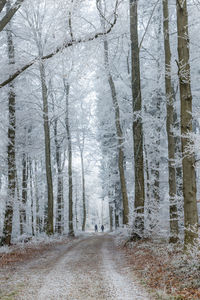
(0, 234, 150, 299)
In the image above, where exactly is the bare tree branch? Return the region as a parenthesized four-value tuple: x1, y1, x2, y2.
(0, 0, 7, 14)
(68, 0, 74, 40)
(0, 6, 118, 89)
(139, 0, 160, 50)
(0, 0, 25, 32)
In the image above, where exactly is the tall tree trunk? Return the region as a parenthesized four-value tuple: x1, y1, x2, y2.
(39, 62, 54, 235)
(53, 117, 63, 234)
(75, 182, 79, 229)
(97, 0, 129, 225)
(34, 160, 41, 234)
(174, 109, 183, 227)
(81, 151, 86, 231)
(29, 159, 34, 236)
(64, 81, 74, 237)
(130, 0, 145, 237)
(102, 36, 129, 226)
(2, 1, 16, 245)
(143, 137, 150, 208)
(109, 204, 113, 232)
(150, 11, 162, 231)
(163, 0, 179, 243)
(20, 151, 28, 235)
(151, 91, 161, 230)
(176, 0, 198, 245)
(143, 109, 151, 230)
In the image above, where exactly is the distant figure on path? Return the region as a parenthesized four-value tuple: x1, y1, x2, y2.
(101, 225, 104, 232)
(95, 224, 98, 232)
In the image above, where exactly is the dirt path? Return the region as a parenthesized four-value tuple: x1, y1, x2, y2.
(0, 234, 150, 299)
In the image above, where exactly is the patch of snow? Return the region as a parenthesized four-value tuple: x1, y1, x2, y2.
(0, 245, 12, 254)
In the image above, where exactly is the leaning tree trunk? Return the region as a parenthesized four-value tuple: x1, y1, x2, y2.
(97, 0, 129, 225)
(39, 61, 54, 235)
(130, 0, 145, 237)
(176, 0, 198, 246)
(2, 1, 16, 245)
(163, 0, 179, 243)
(64, 80, 74, 237)
(102, 35, 129, 225)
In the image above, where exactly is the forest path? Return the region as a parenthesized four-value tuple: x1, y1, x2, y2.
(0, 234, 150, 299)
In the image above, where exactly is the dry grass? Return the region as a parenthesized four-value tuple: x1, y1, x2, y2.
(121, 238, 200, 299)
(0, 237, 71, 268)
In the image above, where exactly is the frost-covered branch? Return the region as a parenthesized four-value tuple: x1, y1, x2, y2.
(0, 2, 118, 89)
(0, 0, 25, 32)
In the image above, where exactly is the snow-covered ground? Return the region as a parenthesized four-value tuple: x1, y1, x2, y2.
(0, 234, 150, 299)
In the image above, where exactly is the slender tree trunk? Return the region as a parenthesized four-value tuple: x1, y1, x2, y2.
(34, 161, 40, 234)
(53, 117, 63, 234)
(151, 91, 161, 230)
(20, 151, 28, 234)
(29, 159, 34, 236)
(39, 62, 54, 235)
(163, 0, 179, 243)
(151, 10, 162, 229)
(174, 109, 183, 225)
(16, 172, 21, 228)
(64, 81, 74, 237)
(130, 0, 145, 237)
(144, 136, 152, 232)
(2, 1, 16, 245)
(109, 204, 113, 232)
(56, 167, 63, 234)
(75, 183, 79, 229)
(176, 0, 198, 245)
(81, 152, 86, 231)
(144, 139, 150, 204)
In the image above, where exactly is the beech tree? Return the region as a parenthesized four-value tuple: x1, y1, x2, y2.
(130, 0, 145, 237)
(163, 0, 179, 243)
(2, 0, 16, 245)
(176, 0, 199, 245)
(98, 0, 129, 225)
(64, 80, 74, 237)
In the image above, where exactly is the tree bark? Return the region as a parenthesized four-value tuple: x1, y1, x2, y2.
(64, 81, 74, 237)
(130, 0, 145, 237)
(176, 0, 198, 245)
(81, 152, 86, 231)
(163, 0, 179, 243)
(0, 0, 25, 33)
(2, 1, 16, 245)
(109, 204, 113, 232)
(150, 10, 162, 232)
(29, 159, 35, 236)
(101, 30, 129, 225)
(39, 62, 54, 235)
(34, 160, 41, 234)
(53, 117, 63, 234)
(75, 182, 79, 229)
(20, 150, 28, 235)
(0, 0, 7, 13)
